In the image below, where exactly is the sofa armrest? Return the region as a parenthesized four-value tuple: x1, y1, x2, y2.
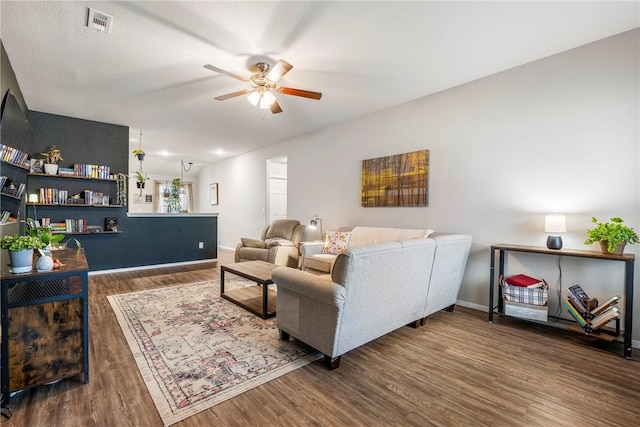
(300, 241, 325, 257)
(272, 267, 345, 307)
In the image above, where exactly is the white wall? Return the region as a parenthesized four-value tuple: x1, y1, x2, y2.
(128, 173, 195, 213)
(199, 30, 640, 341)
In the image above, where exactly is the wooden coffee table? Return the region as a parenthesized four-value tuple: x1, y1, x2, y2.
(220, 260, 281, 319)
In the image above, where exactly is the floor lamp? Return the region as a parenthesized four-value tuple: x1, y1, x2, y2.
(309, 215, 323, 240)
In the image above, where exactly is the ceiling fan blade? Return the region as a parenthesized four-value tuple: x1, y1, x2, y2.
(278, 87, 322, 100)
(265, 60, 293, 82)
(270, 99, 283, 114)
(204, 64, 247, 82)
(214, 89, 252, 101)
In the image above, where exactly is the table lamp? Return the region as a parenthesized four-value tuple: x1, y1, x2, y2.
(545, 214, 566, 250)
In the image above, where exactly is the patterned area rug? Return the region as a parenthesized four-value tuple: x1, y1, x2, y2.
(107, 280, 320, 426)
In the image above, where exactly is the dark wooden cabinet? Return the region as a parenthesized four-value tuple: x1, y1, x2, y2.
(1, 249, 89, 415)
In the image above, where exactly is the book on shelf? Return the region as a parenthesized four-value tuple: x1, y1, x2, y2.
(0, 144, 29, 167)
(0, 210, 12, 224)
(590, 295, 620, 317)
(566, 291, 592, 319)
(563, 300, 587, 327)
(568, 284, 598, 311)
(505, 274, 546, 288)
(589, 306, 620, 330)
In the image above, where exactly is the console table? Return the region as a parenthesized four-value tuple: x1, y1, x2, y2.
(1, 248, 89, 418)
(488, 244, 635, 359)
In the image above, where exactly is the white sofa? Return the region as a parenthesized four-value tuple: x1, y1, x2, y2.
(300, 226, 434, 274)
(272, 231, 472, 369)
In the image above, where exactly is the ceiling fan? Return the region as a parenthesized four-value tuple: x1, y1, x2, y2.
(204, 60, 322, 114)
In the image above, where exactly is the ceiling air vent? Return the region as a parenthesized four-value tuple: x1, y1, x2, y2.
(87, 8, 113, 33)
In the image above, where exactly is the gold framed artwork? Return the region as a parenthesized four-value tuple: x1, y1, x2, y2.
(361, 149, 429, 207)
(210, 183, 218, 205)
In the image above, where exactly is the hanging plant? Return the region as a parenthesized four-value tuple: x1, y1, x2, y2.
(132, 148, 145, 161)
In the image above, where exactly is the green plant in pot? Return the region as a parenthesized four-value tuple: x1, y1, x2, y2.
(0, 234, 46, 273)
(134, 171, 149, 188)
(40, 145, 64, 175)
(584, 217, 639, 254)
(132, 148, 145, 161)
(167, 178, 183, 212)
(134, 171, 149, 196)
(23, 223, 65, 250)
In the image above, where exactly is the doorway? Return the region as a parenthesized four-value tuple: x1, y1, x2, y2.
(266, 157, 287, 225)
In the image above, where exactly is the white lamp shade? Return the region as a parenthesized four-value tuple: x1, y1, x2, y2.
(545, 214, 566, 233)
(259, 91, 276, 109)
(247, 91, 260, 106)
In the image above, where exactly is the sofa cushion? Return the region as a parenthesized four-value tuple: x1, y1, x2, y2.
(265, 238, 295, 248)
(265, 219, 300, 240)
(322, 231, 352, 254)
(348, 226, 434, 247)
(304, 253, 337, 272)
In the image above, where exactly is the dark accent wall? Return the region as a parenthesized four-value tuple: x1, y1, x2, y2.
(28, 111, 128, 173)
(24, 111, 217, 271)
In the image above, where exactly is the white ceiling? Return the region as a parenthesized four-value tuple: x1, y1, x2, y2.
(1, 1, 638, 176)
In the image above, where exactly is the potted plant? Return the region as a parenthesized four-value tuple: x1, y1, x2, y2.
(132, 148, 146, 161)
(134, 171, 149, 189)
(167, 178, 183, 212)
(23, 219, 66, 252)
(40, 145, 64, 175)
(134, 171, 149, 196)
(584, 217, 639, 255)
(0, 234, 46, 273)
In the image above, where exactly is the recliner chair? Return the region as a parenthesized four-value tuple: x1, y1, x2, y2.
(234, 219, 305, 268)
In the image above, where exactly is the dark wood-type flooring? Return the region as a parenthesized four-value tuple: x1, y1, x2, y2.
(4, 249, 640, 426)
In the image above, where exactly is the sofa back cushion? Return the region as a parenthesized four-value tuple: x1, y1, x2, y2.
(348, 226, 434, 247)
(265, 219, 301, 241)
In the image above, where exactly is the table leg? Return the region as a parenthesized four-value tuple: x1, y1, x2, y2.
(262, 282, 268, 319)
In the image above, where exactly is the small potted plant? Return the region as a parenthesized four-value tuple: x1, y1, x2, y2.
(0, 234, 46, 273)
(22, 219, 66, 252)
(134, 171, 149, 189)
(132, 148, 146, 161)
(584, 217, 639, 255)
(40, 145, 64, 175)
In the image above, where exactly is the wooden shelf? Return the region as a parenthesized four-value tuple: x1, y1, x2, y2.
(27, 203, 123, 208)
(28, 173, 115, 181)
(51, 231, 122, 235)
(1, 160, 29, 171)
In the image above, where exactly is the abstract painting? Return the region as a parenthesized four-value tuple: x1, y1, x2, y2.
(361, 149, 429, 207)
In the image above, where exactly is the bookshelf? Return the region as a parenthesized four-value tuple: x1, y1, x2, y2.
(488, 244, 635, 359)
(1, 159, 29, 225)
(26, 171, 125, 235)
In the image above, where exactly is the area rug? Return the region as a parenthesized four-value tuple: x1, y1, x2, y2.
(107, 280, 320, 426)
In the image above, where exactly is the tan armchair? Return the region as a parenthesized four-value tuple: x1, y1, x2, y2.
(234, 219, 305, 268)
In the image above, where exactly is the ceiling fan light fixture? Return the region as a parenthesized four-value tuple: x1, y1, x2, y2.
(260, 91, 276, 109)
(247, 91, 260, 106)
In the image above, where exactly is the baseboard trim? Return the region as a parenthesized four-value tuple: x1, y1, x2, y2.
(89, 258, 217, 276)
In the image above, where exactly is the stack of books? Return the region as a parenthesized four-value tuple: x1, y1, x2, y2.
(1, 176, 26, 199)
(564, 284, 620, 333)
(0, 144, 29, 168)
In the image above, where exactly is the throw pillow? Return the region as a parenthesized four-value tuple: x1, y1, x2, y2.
(322, 231, 352, 254)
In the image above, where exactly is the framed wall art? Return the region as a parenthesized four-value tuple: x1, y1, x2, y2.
(361, 149, 429, 207)
(210, 183, 218, 205)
